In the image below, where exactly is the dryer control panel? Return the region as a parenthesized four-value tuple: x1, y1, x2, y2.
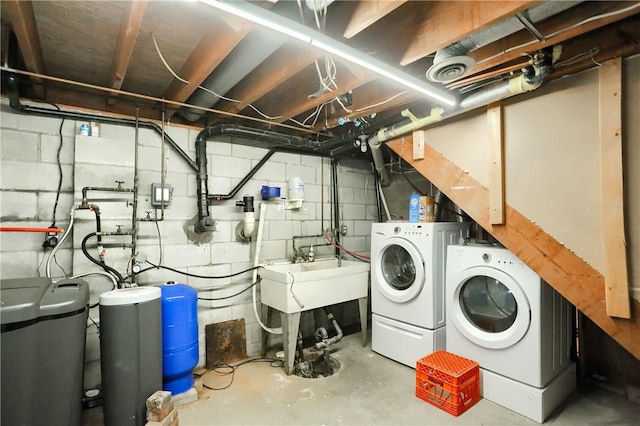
(393, 224, 428, 236)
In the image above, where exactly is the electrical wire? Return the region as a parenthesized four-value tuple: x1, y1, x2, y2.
(143, 261, 263, 279)
(155, 220, 163, 266)
(196, 277, 261, 301)
(355, 90, 409, 112)
(555, 47, 600, 68)
(197, 357, 283, 391)
(47, 103, 64, 228)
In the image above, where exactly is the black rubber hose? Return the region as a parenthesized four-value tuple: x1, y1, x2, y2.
(81, 232, 125, 286)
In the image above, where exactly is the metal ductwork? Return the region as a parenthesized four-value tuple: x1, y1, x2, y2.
(179, 27, 288, 122)
(426, 0, 581, 82)
(370, 47, 557, 186)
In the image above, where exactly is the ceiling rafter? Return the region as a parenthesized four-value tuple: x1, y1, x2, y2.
(343, 0, 408, 39)
(108, 0, 147, 93)
(399, 0, 540, 66)
(4, 0, 45, 97)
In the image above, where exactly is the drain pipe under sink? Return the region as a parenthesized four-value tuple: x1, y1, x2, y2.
(252, 202, 283, 335)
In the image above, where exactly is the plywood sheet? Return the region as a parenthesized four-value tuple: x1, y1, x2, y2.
(206, 319, 247, 367)
(503, 70, 604, 273)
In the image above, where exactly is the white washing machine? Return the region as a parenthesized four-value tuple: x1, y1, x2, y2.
(371, 222, 469, 367)
(445, 244, 576, 422)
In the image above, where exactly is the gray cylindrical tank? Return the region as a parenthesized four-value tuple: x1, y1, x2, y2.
(99, 287, 162, 426)
(0, 277, 89, 426)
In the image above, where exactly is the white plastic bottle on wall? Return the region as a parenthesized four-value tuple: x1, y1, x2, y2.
(288, 177, 304, 201)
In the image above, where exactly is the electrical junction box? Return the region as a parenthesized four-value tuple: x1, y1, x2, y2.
(151, 183, 172, 207)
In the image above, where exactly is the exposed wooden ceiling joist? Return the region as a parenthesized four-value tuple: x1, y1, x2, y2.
(108, 0, 147, 92)
(399, 0, 540, 66)
(343, 0, 408, 39)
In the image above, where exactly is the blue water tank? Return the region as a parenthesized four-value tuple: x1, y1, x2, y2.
(158, 283, 199, 395)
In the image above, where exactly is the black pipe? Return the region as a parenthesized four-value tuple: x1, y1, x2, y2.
(81, 232, 125, 286)
(5, 74, 198, 171)
(372, 162, 383, 222)
(331, 158, 340, 256)
(194, 125, 326, 233)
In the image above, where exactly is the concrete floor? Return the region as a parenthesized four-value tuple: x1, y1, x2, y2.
(84, 332, 640, 425)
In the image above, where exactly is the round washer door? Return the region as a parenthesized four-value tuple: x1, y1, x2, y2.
(373, 236, 425, 303)
(449, 266, 531, 349)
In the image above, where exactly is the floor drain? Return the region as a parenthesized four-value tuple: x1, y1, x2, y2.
(295, 349, 341, 379)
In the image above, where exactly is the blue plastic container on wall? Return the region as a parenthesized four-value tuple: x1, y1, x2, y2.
(158, 283, 199, 395)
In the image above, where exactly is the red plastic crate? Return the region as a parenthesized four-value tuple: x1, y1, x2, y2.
(415, 350, 480, 417)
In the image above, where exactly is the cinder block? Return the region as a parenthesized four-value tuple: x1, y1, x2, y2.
(75, 135, 134, 166)
(1, 161, 72, 191)
(206, 139, 231, 156)
(162, 244, 211, 267)
(272, 151, 300, 166)
(285, 164, 315, 184)
(0, 191, 38, 219)
(17, 113, 74, 136)
(211, 154, 251, 179)
(171, 387, 198, 407)
(0, 129, 39, 161)
(41, 134, 75, 164)
(342, 203, 365, 220)
(231, 144, 268, 161)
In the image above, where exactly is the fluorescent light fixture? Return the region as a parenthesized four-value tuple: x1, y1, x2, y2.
(200, 0, 312, 44)
(199, 0, 458, 108)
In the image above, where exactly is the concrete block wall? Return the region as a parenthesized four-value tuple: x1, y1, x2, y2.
(0, 99, 377, 389)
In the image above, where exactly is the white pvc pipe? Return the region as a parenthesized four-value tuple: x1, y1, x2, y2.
(378, 181, 392, 222)
(252, 202, 283, 334)
(242, 211, 256, 239)
(46, 207, 76, 278)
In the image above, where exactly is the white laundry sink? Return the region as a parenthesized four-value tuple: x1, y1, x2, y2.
(259, 259, 370, 314)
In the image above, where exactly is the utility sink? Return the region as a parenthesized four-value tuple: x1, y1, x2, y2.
(259, 259, 370, 314)
(258, 258, 370, 375)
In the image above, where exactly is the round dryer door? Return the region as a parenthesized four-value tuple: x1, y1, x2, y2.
(450, 266, 531, 349)
(373, 236, 425, 303)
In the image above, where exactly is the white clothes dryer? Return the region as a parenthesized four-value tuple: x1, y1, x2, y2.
(371, 222, 469, 367)
(445, 244, 576, 422)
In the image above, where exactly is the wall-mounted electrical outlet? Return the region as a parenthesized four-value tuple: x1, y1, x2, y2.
(151, 183, 172, 207)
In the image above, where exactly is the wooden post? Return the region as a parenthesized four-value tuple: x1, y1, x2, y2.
(599, 57, 631, 319)
(487, 102, 505, 224)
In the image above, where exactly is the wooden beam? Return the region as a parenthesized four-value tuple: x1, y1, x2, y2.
(343, 1, 408, 39)
(387, 135, 640, 361)
(162, 20, 253, 118)
(4, 0, 45, 97)
(400, 1, 539, 66)
(487, 102, 505, 224)
(599, 58, 631, 319)
(108, 0, 147, 92)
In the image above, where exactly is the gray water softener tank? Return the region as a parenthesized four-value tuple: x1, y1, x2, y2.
(99, 286, 162, 426)
(0, 277, 89, 426)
